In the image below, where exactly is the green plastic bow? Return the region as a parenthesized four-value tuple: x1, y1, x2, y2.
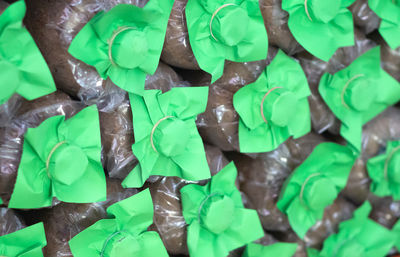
(242, 243, 298, 257)
(233, 50, 311, 153)
(185, 0, 268, 83)
(277, 143, 356, 239)
(0, 197, 2, 205)
(8, 105, 106, 209)
(0, 222, 47, 257)
(307, 201, 395, 257)
(319, 47, 400, 152)
(69, 189, 168, 257)
(367, 141, 400, 200)
(68, 0, 174, 95)
(180, 162, 264, 257)
(282, 0, 356, 61)
(368, 0, 400, 49)
(0, 0, 56, 105)
(122, 87, 211, 188)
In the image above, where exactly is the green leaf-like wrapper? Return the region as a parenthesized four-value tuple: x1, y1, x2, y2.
(186, 0, 268, 83)
(277, 143, 356, 239)
(0, 0, 56, 105)
(233, 50, 311, 153)
(242, 243, 298, 257)
(68, 0, 174, 95)
(282, 0, 356, 61)
(69, 189, 169, 257)
(368, 0, 400, 50)
(180, 162, 264, 257)
(307, 201, 395, 257)
(367, 141, 400, 200)
(8, 105, 106, 209)
(0, 222, 47, 257)
(319, 47, 400, 152)
(122, 87, 211, 188)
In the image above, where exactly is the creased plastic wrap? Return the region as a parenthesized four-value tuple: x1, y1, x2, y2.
(0, 91, 82, 206)
(349, 0, 380, 34)
(380, 38, 400, 83)
(0, 207, 25, 236)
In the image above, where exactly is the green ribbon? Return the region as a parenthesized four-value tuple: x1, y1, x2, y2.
(68, 0, 174, 96)
(368, 0, 400, 49)
(282, 0, 356, 61)
(8, 105, 106, 209)
(233, 50, 311, 153)
(180, 162, 264, 257)
(319, 46, 400, 152)
(0, 0, 56, 105)
(307, 201, 396, 257)
(0, 222, 47, 257)
(122, 87, 211, 188)
(277, 143, 356, 239)
(367, 141, 400, 199)
(69, 189, 169, 257)
(185, 0, 268, 83)
(242, 243, 298, 257)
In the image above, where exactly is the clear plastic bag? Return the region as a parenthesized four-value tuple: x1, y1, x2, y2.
(380, 39, 400, 83)
(0, 207, 25, 236)
(349, 0, 380, 34)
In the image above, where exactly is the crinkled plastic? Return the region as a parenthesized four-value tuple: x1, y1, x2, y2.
(196, 47, 278, 151)
(0, 91, 83, 206)
(39, 178, 137, 257)
(369, 194, 400, 229)
(349, 0, 380, 34)
(161, 0, 199, 70)
(148, 144, 229, 255)
(100, 62, 181, 179)
(235, 133, 326, 232)
(297, 29, 377, 134)
(259, 0, 302, 55)
(380, 38, 400, 82)
(0, 207, 25, 236)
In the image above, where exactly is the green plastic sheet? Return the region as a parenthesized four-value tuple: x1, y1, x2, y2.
(307, 201, 395, 257)
(319, 47, 400, 152)
(368, 0, 400, 49)
(180, 162, 264, 257)
(122, 87, 211, 188)
(186, 0, 268, 83)
(367, 141, 400, 200)
(233, 50, 311, 153)
(0, 222, 47, 257)
(277, 143, 356, 239)
(282, 0, 356, 61)
(242, 243, 298, 257)
(8, 105, 106, 209)
(68, 0, 174, 95)
(0, 197, 2, 205)
(0, 0, 56, 105)
(69, 189, 168, 257)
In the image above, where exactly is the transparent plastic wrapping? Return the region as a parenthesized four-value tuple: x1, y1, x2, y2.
(235, 133, 326, 232)
(297, 29, 376, 134)
(369, 195, 400, 229)
(381, 39, 400, 82)
(259, 0, 303, 55)
(149, 144, 229, 255)
(160, 0, 199, 70)
(341, 158, 370, 205)
(196, 47, 278, 151)
(0, 207, 25, 236)
(39, 179, 138, 257)
(0, 91, 83, 206)
(226, 233, 278, 257)
(349, 0, 380, 34)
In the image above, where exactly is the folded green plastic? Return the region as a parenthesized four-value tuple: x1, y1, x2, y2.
(277, 143, 356, 238)
(180, 162, 264, 257)
(0, 0, 56, 105)
(69, 189, 168, 257)
(0, 222, 47, 257)
(307, 201, 395, 257)
(122, 87, 211, 188)
(242, 243, 298, 257)
(8, 105, 106, 209)
(368, 0, 400, 49)
(233, 50, 311, 153)
(319, 47, 400, 152)
(282, 0, 356, 61)
(185, 0, 268, 83)
(68, 0, 174, 95)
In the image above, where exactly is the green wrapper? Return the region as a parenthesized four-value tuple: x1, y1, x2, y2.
(242, 243, 298, 257)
